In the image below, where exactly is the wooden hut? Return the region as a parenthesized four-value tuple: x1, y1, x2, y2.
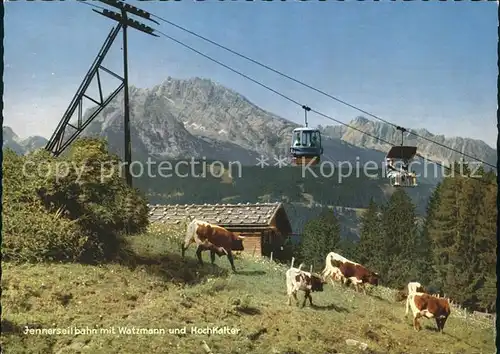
(148, 202, 293, 257)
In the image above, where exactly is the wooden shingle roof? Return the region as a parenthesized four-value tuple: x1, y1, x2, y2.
(148, 202, 284, 227)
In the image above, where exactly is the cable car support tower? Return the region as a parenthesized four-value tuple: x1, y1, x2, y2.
(45, 0, 159, 187)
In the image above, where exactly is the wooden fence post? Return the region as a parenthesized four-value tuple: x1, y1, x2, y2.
(270, 252, 273, 262)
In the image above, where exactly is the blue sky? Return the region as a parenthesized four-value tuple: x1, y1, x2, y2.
(4, 1, 498, 148)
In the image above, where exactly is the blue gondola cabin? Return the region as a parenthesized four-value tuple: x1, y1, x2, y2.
(290, 127, 323, 166)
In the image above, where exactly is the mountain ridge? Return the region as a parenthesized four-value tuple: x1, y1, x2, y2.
(2, 126, 48, 155)
(3, 77, 496, 171)
(321, 116, 496, 167)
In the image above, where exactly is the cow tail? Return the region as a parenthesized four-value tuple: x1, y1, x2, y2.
(322, 253, 333, 277)
(182, 221, 196, 257)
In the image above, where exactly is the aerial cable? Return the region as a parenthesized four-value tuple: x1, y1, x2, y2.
(150, 12, 496, 170)
(77, 0, 107, 11)
(152, 30, 496, 187)
(74, 1, 496, 186)
(79, 0, 495, 170)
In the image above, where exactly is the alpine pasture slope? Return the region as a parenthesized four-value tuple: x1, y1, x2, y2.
(1, 224, 494, 354)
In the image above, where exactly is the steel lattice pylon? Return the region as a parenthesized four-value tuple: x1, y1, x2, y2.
(45, 1, 159, 187)
(45, 25, 125, 157)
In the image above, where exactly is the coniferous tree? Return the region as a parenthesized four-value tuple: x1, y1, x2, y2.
(337, 238, 358, 261)
(474, 170, 497, 311)
(428, 169, 470, 303)
(300, 208, 341, 271)
(428, 162, 496, 309)
(380, 189, 419, 288)
(418, 183, 442, 287)
(357, 198, 384, 272)
(453, 164, 486, 307)
(428, 177, 456, 283)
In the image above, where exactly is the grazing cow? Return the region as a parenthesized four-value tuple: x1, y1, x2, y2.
(321, 252, 355, 283)
(407, 281, 425, 295)
(286, 258, 325, 307)
(405, 292, 451, 332)
(323, 252, 379, 294)
(181, 219, 245, 272)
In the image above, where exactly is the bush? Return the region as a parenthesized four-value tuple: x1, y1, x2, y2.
(2, 138, 150, 264)
(2, 204, 87, 262)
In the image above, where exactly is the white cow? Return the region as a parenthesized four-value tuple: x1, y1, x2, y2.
(286, 258, 324, 307)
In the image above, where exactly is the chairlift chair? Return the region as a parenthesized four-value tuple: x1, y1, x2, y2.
(290, 105, 324, 166)
(385, 127, 418, 187)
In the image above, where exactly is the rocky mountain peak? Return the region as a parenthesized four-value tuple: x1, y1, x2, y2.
(4, 76, 496, 174)
(320, 116, 496, 166)
(3, 126, 48, 155)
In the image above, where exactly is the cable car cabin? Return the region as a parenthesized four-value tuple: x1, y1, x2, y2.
(290, 128, 323, 166)
(385, 146, 418, 187)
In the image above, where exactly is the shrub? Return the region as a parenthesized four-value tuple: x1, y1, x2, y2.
(2, 204, 87, 262)
(2, 138, 150, 263)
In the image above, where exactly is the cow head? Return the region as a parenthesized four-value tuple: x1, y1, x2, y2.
(368, 272, 379, 286)
(231, 239, 244, 251)
(435, 299, 451, 333)
(231, 234, 245, 251)
(204, 224, 214, 237)
(435, 315, 449, 333)
(310, 274, 325, 292)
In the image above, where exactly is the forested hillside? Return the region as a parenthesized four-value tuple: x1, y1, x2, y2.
(425, 165, 496, 311)
(137, 160, 434, 216)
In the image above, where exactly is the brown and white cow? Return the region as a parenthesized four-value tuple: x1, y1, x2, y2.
(323, 252, 379, 294)
(181, 219, 245, 272)
(286, 258, 325, 307)
(405, 292, 451, 332)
